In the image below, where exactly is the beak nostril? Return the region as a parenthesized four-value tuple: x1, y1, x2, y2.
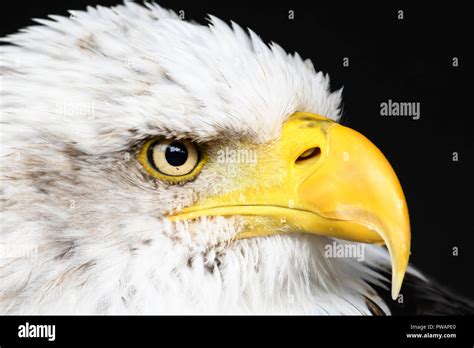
(296, 147, 321, 163)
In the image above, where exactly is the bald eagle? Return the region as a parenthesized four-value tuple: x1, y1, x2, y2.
(0, 2, 472, 315)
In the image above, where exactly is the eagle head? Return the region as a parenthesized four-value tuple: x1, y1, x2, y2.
(0, 2, 409, 314)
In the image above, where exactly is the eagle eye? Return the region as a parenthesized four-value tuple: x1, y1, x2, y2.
(139, 138, 204, 183)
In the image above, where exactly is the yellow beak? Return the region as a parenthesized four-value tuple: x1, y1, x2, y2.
(169, 112, 410, 300)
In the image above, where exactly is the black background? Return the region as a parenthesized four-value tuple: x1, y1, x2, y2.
(1, 1, 472, 299)
(1, 315, 473, 345)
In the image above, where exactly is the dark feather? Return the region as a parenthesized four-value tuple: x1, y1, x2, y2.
(370, 269, 474, 315)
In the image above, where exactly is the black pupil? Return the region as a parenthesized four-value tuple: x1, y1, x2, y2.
(165, 142, 188, 166)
